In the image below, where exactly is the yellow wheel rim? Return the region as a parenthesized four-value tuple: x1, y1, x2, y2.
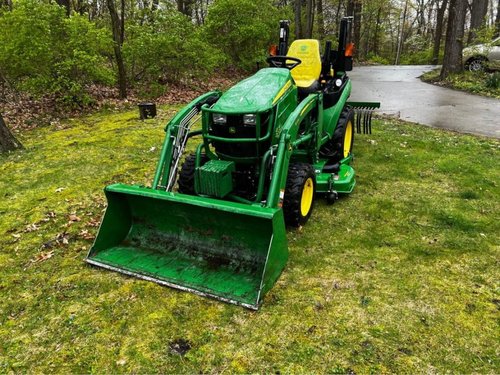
(343, 121, 353, 158)
(300, 178, 314, 217)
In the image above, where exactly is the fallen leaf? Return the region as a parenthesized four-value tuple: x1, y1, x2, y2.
(25, 223, 41, 232)
(79, 229, 95, 240)
(31, 250, 54, 263)
(69, 214, 81, 222)
(55, 187, 65, 193)
(54, 232, 70, 246)
(86, 218, 101, 227)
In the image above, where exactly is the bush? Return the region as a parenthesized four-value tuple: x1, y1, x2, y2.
(123, 8, 222, 91)
(485, 72, 500, 89)
(204, 0, 281, 71)
(0, 0, 113, 106)
(365, 53, 391, 65)
(400, 48, 433, 65)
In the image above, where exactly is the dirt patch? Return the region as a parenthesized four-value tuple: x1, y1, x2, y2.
(169, 338, 192, 356)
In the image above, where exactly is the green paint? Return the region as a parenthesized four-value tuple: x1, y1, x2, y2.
(211, 68, 292, 113)
(196, 160, 235, 198)
(88, 65, 378, 308)
(87, 184, 288, 308)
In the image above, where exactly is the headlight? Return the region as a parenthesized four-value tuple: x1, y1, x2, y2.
(243, 114, 257, 126)
(213, 113, 227, 124)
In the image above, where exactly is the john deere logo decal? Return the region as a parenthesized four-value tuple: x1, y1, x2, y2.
(300, 45, 308, 52)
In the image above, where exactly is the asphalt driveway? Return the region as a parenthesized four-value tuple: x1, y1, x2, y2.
(349, 65, 500, 138)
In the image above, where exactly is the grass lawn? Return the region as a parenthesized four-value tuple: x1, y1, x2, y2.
(1, 107, 499, 373)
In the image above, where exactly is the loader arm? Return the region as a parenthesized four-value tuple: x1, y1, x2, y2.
(266, 93, 320, 208)
(152, 91, 221, 190)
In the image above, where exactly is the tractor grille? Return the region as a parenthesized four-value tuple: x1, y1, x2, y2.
(210, 113, 271, 158)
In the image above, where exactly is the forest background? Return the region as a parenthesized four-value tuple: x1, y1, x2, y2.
(0, 0, 499, 123)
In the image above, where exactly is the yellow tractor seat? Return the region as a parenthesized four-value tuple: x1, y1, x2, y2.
(287, 39, 322, 91)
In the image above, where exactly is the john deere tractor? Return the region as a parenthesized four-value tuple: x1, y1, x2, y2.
(86, 17, 379, 309)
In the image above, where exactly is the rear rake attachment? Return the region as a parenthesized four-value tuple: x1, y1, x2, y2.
(348, 101, 380, 134)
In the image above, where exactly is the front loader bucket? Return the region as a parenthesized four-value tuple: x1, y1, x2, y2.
(86, 184, 288, 309)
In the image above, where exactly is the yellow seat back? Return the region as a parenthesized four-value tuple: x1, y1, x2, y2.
(287, 39, 321, 88)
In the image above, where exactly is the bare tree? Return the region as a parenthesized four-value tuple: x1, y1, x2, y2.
(495, 0, 500, 35)
(395, 0, 409, 65)
(295, 0, 302, 39)
(317, 0, 324, 39)
(0, 113, 23, 153)
(107, 0, 127, 99)
(432, 0, 449, 64)
(305, 0, 314, 38)
(441, 0, 467, 79)
(468, 0, 489, 42)
(347, 0, 362, 55)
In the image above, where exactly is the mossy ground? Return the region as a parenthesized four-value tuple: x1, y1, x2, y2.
(1, 107, 499, 373)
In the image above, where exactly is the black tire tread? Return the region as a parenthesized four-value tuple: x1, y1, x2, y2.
(319, 106, 355, 163)
(283, 163, 316, 227)
(178, 153, 207, 194)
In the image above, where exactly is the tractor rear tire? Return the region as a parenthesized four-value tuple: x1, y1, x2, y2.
(178, 153, 207, 194)
(283, 163, 316, 227)
(319, 107, 355, 163)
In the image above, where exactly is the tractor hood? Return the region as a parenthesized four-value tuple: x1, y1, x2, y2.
(212, 68, 293, 113)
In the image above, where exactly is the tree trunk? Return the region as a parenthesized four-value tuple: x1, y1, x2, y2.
(305, 0, 314, 38)
(373, 7, 382, 55)
(440, 0, 467, 79)
(395, 0, 409, 65)
(177, 0, 194, 17)
(106, 0, 127, 99)
(468, 0, 488, 43)
(432, 0, 449, 64)
(120, 0, 125, 45)
(317, 0, 324, 39)
(416, 0, 425, 35)
(56, 0, 71, 16)
(0, 113, 23, 153)
(336, 0, 343, 34)
(294, 0, 302, 39)
(353, 0, 362, 56)
(496, 0, 500, 36)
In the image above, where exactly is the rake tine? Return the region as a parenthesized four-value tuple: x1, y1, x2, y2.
(356, 108, 362, 133)
(367, 109, 373, 134)
(365, 108, 369, 134)
(347, 102, 380, 134)
(361, 108, 366, 134)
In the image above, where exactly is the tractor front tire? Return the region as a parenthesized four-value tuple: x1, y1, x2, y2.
(283, 163, 316, 227)
(319, 107, 355, 163)
(178, 153, 207, 194)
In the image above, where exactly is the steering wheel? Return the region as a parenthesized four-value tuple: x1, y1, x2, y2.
(266, 55, 302, 70)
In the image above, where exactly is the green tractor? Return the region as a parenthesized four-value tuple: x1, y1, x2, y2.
(86, 18, 379, 309)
